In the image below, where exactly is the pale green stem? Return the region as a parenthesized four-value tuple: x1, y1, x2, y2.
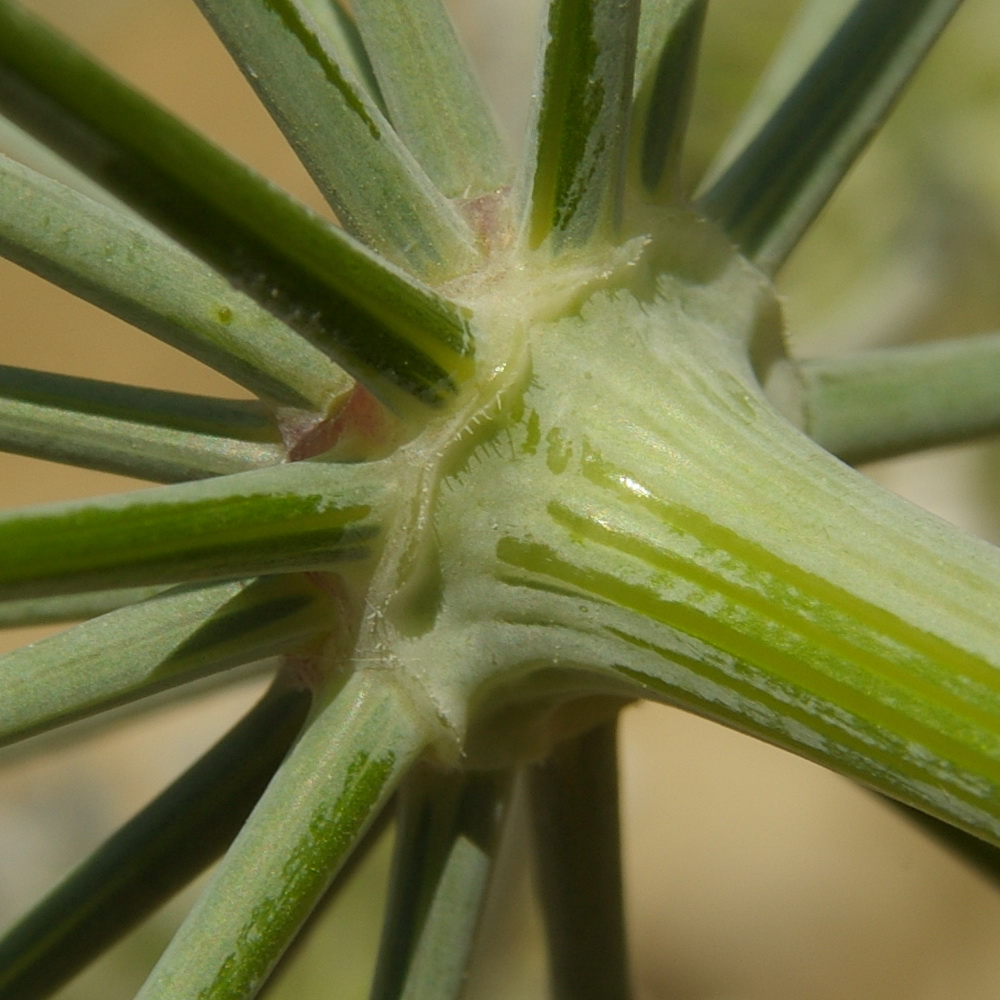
(134, 669, 430, 1000)
(0, 115, 125, 209)
(350, 0, 509, 199)
(699, 0, 856, 191)
(0, 585, 170, 628)
(0, 6, 474, 413)
(0, 154, 343, 412)
(0, 681, 311, 1000)
(369, 767, 510, 1000)
(629, 0, 707, 203)
(698, 0, 965, 273)
(434, 271, 1000, 845)
(776, 334, 1000, 464)
(0, 366, 284, 483)
(0, 462, 388, 600)
(256, 803, 396, 999)
(298, 0, 386, 110)
(0, 575, 333, 745)
(528, 719, 630, 1000)
(525, 0, 642, 250)
(194, 0, 478, 279)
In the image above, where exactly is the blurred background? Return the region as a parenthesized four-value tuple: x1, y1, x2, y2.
(3, 1, 1000, 997)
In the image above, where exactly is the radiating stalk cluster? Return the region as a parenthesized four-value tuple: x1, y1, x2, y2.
(1, 1, 999, 999)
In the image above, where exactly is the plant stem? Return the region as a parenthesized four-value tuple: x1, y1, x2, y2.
(0, 575, 333, 745)
(778, 333, 1000, 463)
(698, 0, 965, 273)
(369, 767, 510, 1000)
(432, 248, 1000, 843)
(134, 669, 430, 1000)
(528, 719, 630, 1000)
(0, 680, 311, 1000)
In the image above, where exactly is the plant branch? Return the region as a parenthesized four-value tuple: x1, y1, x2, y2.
(468, 271, 1000, 846)
(697, 0, 965, 273)
(350, 0, 509, 200)
(528, 719, 631, 1000)
(0, 365, 285, 482)
(0, 585, 170, 629)
(0, 574, 333, 746)
(255, 798, 396, 1000)
(0, 6, 475, 412)
(525, 0, 641, 250)
(699, 0, 856, 191)
(298, 0, 386, 112)
(629, 0, 707, 203)
(369, 767, 511, 1000)
(133, 669, 430, 1000)
(0, 154, 344, 412)
(193, 0, 478, 277)
(0, 462, 388, 600)
(0, 680, 312, 1000)
(776, 333, 1000, 464)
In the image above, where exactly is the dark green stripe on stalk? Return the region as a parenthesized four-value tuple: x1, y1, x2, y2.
(527, 0, 641, 250)
(631, 0, 708, 201)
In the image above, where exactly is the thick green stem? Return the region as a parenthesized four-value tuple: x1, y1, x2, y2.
(428, 242, 1000, 843)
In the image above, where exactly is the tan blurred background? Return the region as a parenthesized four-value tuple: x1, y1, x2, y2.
(3, 2, 1000, 997)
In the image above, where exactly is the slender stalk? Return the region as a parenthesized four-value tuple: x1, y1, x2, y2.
(0, 575, 334, 745)
(369, 767, 510, 1000)
(629, 0, 707, 203)
(298, 0, 386, 112)
(350, 0, 509, 199)
(779, 333, 1000, 464)
(0, 154, 344, 412)
(698, 0, 965, 273)
(0, 585, 170, 629)
(194, 0, 478, 277)
(0, 4, 476, 411)
(528, 720, 630, 1000)
(0, 366, 284, 482)
(256, 800, 397, 999)
(0, 681, 312, 1000)
(133, 669, 430, 1000)
(0, 462, 388, 600)
(525, 0, 642, 250)
(699, 0, 856, 190)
